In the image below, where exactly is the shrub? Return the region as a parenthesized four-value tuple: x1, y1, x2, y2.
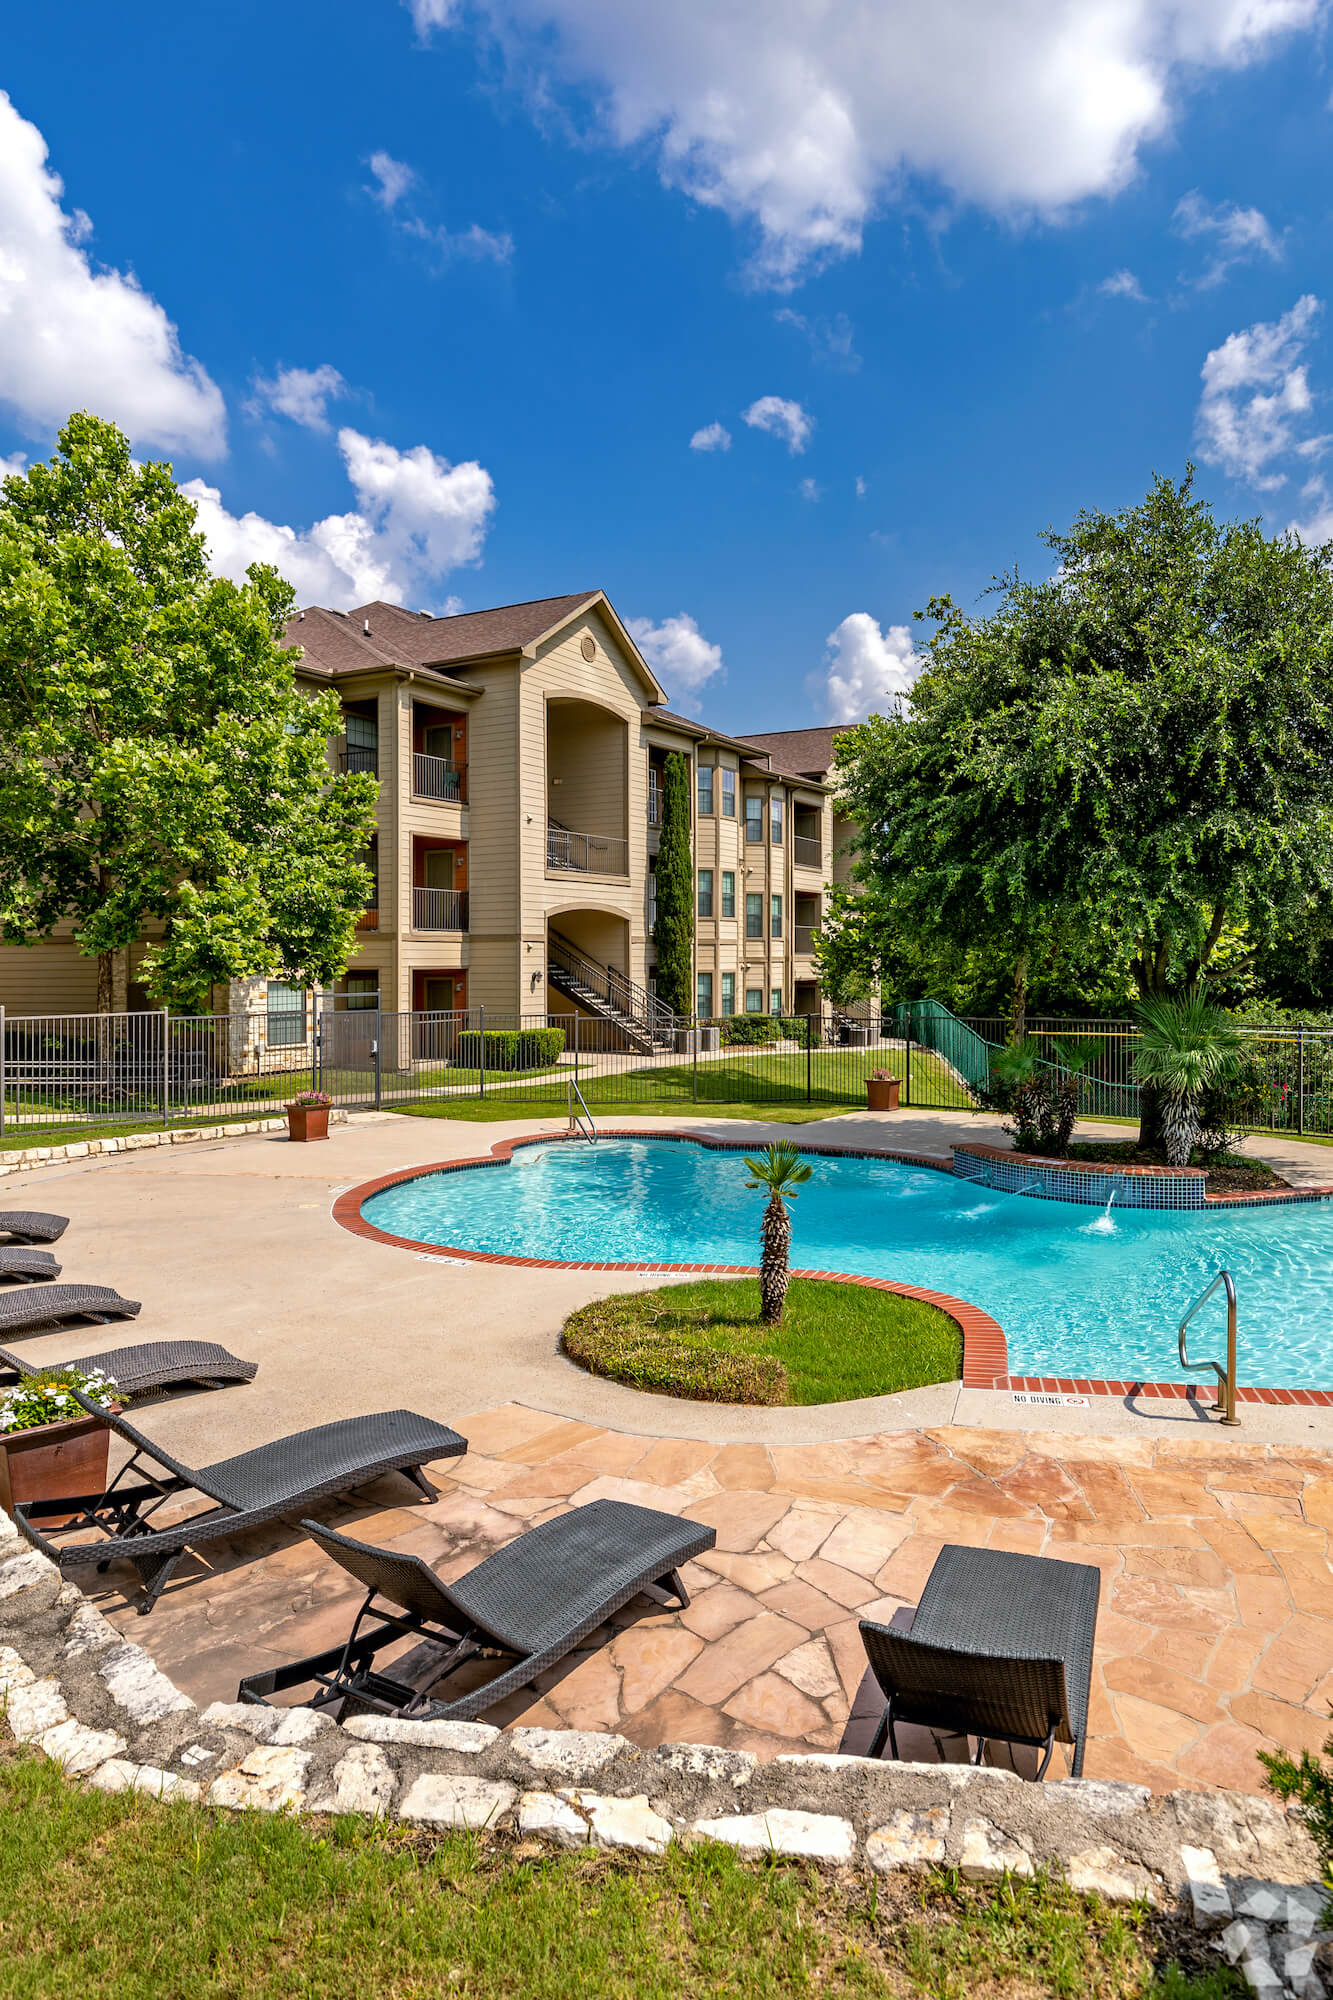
(713, 1015, 781, 1047)
(290, 1089, 331, 1108)
(0, 1364, 121, 1434)
(561, 1296, 788, 1405)
(454, 1028, 566, 1072)
(1260, 1726, 1333, 1925)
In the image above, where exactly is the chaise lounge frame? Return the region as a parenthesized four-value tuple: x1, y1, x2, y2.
(0, 1285, 140, 1336)
(15, 1390, 466, 1613)
(0, 1339, 258, 1400)
(236, 1499, 717, 1722)
(0, 1212, 69, 1245)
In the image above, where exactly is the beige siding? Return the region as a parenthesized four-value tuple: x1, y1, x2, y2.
(0, 939, 100, 1014)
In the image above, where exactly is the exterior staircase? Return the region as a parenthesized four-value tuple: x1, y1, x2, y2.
(547, 930, 678, 1055)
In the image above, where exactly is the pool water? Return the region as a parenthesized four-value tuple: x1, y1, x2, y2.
(361, 1138, 1333, 1389)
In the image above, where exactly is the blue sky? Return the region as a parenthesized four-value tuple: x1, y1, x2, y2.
(3, 1, 1332, 731)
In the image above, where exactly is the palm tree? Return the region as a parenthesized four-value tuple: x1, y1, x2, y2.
(743, 1143, 813, 1325)
(1132, 992, 1242, 1168)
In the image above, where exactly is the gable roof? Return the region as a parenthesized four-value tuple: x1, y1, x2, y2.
(741, 726, 849, 780)
(284, 591, 664, 699)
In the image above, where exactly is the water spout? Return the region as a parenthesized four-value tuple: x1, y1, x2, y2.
(1086, 1183, 1118, 1236)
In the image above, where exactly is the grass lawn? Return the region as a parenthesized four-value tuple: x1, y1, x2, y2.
(561, 1276, 963, 1405)
(0, 1749, 1242, 2000)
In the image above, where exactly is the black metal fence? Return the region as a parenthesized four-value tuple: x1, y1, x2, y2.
(5, 999, 1333, 1141)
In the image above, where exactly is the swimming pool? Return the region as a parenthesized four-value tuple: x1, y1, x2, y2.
(359, 1137, 1333, 1390)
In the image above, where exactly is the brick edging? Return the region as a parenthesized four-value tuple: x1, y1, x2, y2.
(957, 1141, 1333, 1211)
(333, 1129, 1333, 1408)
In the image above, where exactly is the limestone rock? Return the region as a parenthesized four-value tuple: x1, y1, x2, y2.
(40, 1718, 127, 1775)
(60, 1599, 119, 1660)
(518, 1790, 589, 1849)
(343, 1715, 498, 1753)
(1064, 1845, 1157, 1905)
(0, 1550, 61, 1618)
(397, 1775, 517, 1830)
(867, 1807, 949, 1875)
(692, 1808, 855, 1865)
(311, 1744, 396, 1818)
(92, 1759, 201, 1801)
(0, 1643, 36, 1694)
(959, 1818, 1035, 1883)
(510, 1729, 631, 1777)
(1180, 1845, 1232, 1930)
(573, 1791, 672, 1857)
(4, 1677, 69, 1743)
(209, 1745, 312, 1813)
(654, 1743, 755, 1786)
(200, 1702, 282, 1740)
(99, 1643, 193, 1725)
(1048, 1779, 1151, 1818)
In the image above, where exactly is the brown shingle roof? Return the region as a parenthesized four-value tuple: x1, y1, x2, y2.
(742, 726, 850, 779)
(285, 592, 602, 678)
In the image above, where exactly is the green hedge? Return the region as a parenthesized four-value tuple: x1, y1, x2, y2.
(561, 1300, 787, 1405)
(705, 1015, 808, 1047)
(453, 1028, 566, 1072)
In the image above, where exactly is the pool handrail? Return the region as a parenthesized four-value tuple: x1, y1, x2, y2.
(566, 1075, 597, 1145)
(1177, 1269, 1239, 1427)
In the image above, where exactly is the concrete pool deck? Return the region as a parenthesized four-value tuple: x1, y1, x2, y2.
(3, 1107, 1330, 1797)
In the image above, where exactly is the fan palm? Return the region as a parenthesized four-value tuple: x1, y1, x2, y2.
(1132, 993, 1242, 1168)
(743, 1144, 814, 1325)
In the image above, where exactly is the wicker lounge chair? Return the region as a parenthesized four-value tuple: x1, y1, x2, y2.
(235, 1498, 717, 1722)
(0, 1211, 69, 1245)
(0, 1248, 60, 1282)
(14, 1392, 466, 1612)
(0, 1284, 141, 1336)
(859, 1543, 1100, 1780)
(0, 1339, 258, 1399)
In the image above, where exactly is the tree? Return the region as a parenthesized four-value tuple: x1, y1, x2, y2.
(742, 1143, 813, 1324)
(0, 415, 378, 1011)
(652, 751, 694, 1016)
(1132, 992, 1243, 1167)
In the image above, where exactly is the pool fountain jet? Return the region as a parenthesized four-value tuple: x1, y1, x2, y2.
(1086, 1184, 1118, 1236)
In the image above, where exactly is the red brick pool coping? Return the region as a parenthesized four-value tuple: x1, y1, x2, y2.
(332, 1129, 1333, 1409)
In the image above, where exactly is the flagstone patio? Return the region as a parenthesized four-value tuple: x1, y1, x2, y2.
(102, 1407, 1333, 1797)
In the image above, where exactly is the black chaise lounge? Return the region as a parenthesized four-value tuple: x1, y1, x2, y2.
(236, 1498, 718, 1721)
(0, 1211, 69, 1245)
(0, 1248, 60, 1282)
(858, 1543, 1100, 1780)
(0, 1284, 141, 1336)
(14, 1391, 466, 1612)
(0, 1339, 258, 1400)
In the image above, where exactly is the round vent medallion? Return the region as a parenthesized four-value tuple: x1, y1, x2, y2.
(580, 634, 597, 661)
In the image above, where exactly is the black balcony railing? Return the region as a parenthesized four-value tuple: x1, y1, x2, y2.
(339, 745, 378, 777)
(412, 887, 469, 932)
(793, 834, 822, 869)
(413, 753, 467, 803)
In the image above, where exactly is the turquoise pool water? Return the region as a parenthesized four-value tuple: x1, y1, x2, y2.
(361, 1138, 1333, 1389)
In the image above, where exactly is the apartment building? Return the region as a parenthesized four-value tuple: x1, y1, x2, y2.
(0, 590, 842, 1037)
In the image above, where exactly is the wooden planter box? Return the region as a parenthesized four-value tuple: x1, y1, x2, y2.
(866, 1076, 901, 1112)
(287, 1103, 330, 1142)
(0, 1411, 110, 1529)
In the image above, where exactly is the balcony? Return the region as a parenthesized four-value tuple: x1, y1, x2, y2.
(794, 924, 817, 956)
(547, 822, 629, 877)
(793, 834, 822, 869)
(339, 745, 378, 777)
(412, 887, 469, 932)
(355, 908, 379, 931)
(413, 753, 467, 803)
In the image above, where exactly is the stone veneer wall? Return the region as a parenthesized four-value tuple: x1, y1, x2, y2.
(0, 1111, 348, 1181)
(0, 1512, 1326, 1996)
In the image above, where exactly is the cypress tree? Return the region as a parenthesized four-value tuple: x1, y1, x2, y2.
(653, 751, 695, 1015)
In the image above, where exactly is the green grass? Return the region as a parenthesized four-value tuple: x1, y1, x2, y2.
(0, 1748, 1243, 2000)
(561, 1276, 963, 1405)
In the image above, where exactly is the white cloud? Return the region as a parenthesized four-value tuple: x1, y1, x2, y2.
(627, 612, 724, 696)
(185, 427, 496, 609)
(774, 306, 860, 369)
(1289, 475, 1333, 544)
(799, 476, 822, 502)
(411, 0, 1320, 285)
(1195, 294, 1330, 488)
(1173, 190, 1283, 288)
(366, 151, 417, 210)
(247, 363, 349, 432)
(689, 421, 732, 452)
(1099, 268, 1149, 301)
(742, 395, 813, 454)
(854, 474, 867, 497)
(0, 91, 225, 456)
(401, 216, 515, 264)
(809, 613, 924, 724)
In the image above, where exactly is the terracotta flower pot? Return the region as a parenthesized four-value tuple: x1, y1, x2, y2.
(287, 1104, 330, 1142)
(0, 1410, 111, 1529)
(866, 1076, 900, 1112)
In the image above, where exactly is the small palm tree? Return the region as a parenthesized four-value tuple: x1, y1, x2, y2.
(743, 1143, 813, 1325)
(1132, 992, 1242, 1168)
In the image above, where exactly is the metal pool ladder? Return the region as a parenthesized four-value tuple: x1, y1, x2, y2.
(1177, 1269, 1240, 1427)
(566, 1075, 597, 1145)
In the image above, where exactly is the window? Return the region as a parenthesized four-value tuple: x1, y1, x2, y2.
(697, 764, 715, 815)
(358, 840, 378, 911)
(343, 710, 378, 776)
(745, 988, 763, 1014)
(696, 972, 713, 1017)
(697, 868, 714, 918)
(720, 870, 735, 918)
(266, 981, 305, 1048)
(647, 857, 657, 932)
(720, 767, 736, 817)
(344, 974, 379, 1013)
(771, 987, 783, 1015)
(720, 972, 736, 1016)
(771, 794, 784, 845)
(745, 893, 763, 939)
(745, 794, 763, 843)
(771, 895, 783, 939)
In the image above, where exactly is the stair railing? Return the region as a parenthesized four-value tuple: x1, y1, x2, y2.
(548, 930, 677, 1042)
(567, 1074, 597, 1144)
(1177, 1269, 1240, 1426)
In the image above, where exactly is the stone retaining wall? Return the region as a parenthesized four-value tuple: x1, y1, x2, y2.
(1, 1512, 1325, 1996)
(0, 1110, 348, 1178)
